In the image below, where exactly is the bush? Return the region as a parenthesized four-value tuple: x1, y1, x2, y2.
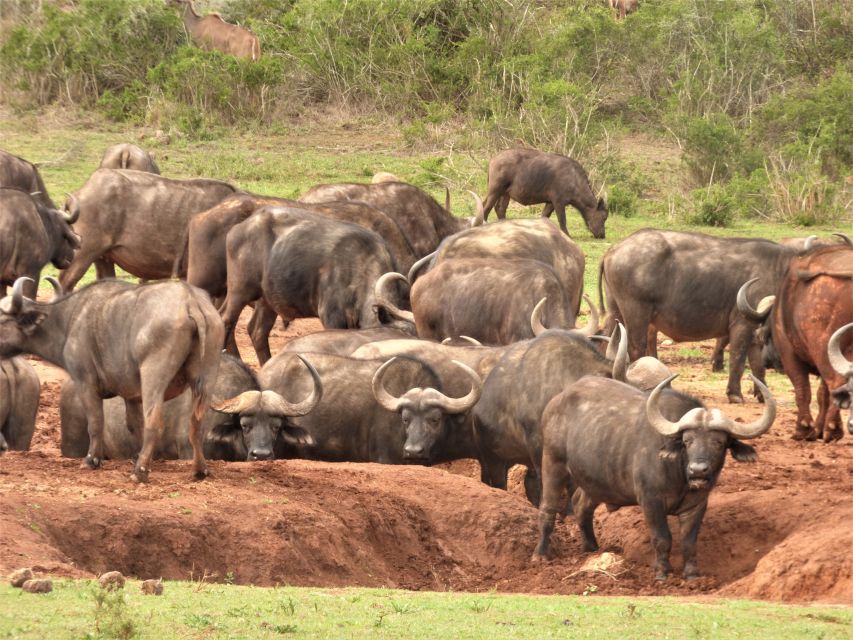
(688, 184, 736, 227)
(606, 184, 638, 218)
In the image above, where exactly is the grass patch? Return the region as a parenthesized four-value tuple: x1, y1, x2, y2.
(1, 581, 851, 639)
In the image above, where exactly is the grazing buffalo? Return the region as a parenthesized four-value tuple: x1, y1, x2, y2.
(300, 181, 480, 257)
(738, 239, 853, 441)
(0, 188, 80, 298)
(219, 352, 480, 464)
(415, 218, 586, 312)
(220, 207, 406, 363)
(478, 149, 608, 238)
(60, 168, 237, 290)
(0, 357, 40, 454)
(379, 258, 592, 344)
(99, 143, 160, 174)
(534, 374, 775, 580)
(0, 277, 224, 482)
(0, 149, 56, 210)
(828, 322, 853, 434)
(169, 0, 260, 61)
(600, 229, 800, 403)
(60, 353, 267, 461)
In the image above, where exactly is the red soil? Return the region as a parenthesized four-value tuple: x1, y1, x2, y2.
(1, 315, 851, 604)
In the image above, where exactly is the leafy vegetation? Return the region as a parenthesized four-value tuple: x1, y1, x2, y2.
(1, 581, 851, 639)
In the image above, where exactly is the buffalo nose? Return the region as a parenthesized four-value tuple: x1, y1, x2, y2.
(249, 449, 273, 461)
(404, 444, 425, 458)
(688, 461, 710, 476)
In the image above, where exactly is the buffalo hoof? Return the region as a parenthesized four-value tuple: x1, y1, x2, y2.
(727, 393, 744, 405)
(654, 569, 671, 582)
(792, 425, 818, 441)
(530, 552, 551, 565)
(130, 466, 149, 483)
(581, 540, 600, 553)
(711, 362, 724, 373)
(823, 428, 843, 443)
(192, 467, 209, 481)
(682, 565, 700, 581)
(82, 455, 101, 470)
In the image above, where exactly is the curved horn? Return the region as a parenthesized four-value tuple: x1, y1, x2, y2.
(43, 276, 63, 301)
(373, 272, 415, 323)
(646, 374, 681, 436)
(722, 375, 777, 439)
(210, 390, 261, 414)
(832, 233, 852, 246)
(611, 323, 628, 382)
(5, 277, 34, 315)
(803, 235, 818, 251)
(467, 190, 485, 226)
(407, 251, 437, 284)
(576, 294, 600, 337)
(445, 187, 451, 213)
(736, 278, 772, 323)
(63, 193, 80, 224)
(442, 335, 483, 346)
(372, 357, 406, 412)
(828, 322, 853, 378)
(262, 355, 323, 416)
(428, 360, 482, 414)
(530, 297, 548, 336)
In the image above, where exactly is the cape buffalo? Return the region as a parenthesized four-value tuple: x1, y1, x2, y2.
(220, 206, 406, 364)
(0, 277, 224, 482)
(738, 239, 853, 441)
(828, 322, 853, 434)
(58, 353, 308, 461)
(169, 0, 261, 61)
(377, 259, 593, 345)
(478, 149, 608, 238)
(413, 217, 586, 314)
(0, 149, 56, 210)
(600, 229, 800, 403)
(300, 181, 480, 257)
(0, 188, 80, 298)
(99, 143, 160, 174)
(0, 357, 40, 454)
(534, 374, 775, 580)
(59, 168, 237, 290)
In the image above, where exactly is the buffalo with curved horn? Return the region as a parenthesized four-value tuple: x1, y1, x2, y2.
(534, 373, 775, 580)
(828, 322, 853, 434)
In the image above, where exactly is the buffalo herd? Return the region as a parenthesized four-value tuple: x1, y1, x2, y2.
(0, 143, 850, 582)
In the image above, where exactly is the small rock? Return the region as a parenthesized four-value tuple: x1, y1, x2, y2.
(140, 579, 164, 596)
(22, 579, 52, 594)
(98, 571, 126, 591)
(9, 568, 34, 588)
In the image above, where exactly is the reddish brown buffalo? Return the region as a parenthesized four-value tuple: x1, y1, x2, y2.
(740, 242, 853, 441)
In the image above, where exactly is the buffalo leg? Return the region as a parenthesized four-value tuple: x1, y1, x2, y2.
(712, 337, 728, 372)
(725, 323, 756, 404)
(220, 294, 249, 356)
(495, 193, 510, 219)
(247, 301, 278, 365)
(641, 498, 673, 580)
(553, 203, 569, 235)
(80, 387, 105, 470)
(746, 342, 766, 401)
(646, 326, 659, 358)
(533, 451, 570, 560)
(677, 500, 708, 580)
(540, 202, 554, 219)
(572, 488, 600, 552)
(523, 465, 542, 507)
(787, 360, 817, 440)
(58, 247, 103, 292)
(478, 450, 509, 490)
(817, 380, 843, 442)
(94, 258, 116, 280)
(188, 392, 209, 480)
(480, 191, 502, 223)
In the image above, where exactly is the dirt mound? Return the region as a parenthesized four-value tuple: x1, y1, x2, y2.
(2, 311, 852, 604)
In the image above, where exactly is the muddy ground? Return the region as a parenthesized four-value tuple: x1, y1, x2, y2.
(1, 311, 851, 604)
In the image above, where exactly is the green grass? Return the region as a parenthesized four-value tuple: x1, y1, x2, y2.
(1, 581, 851, 640)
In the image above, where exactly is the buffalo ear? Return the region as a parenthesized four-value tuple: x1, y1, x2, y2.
(17, 311, 46, 334)
(280, 425, 315, 447)
(658, 437, 683, 461)
(205, 423, 246, 462)
(729, 439, 758, 463)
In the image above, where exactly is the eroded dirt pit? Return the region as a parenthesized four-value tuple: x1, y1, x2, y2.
(1, 314, 851, 604)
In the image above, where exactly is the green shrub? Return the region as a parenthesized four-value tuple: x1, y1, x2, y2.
(606, 184, 638, 218)
(689, 184, 736, 227)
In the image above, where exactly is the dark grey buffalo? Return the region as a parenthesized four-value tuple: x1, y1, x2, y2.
(413, 218, 586, 311)
(300, 181, 480, 257)
(534, 374, 775, 580)
(0, 188, 80, 298)
(59, 168, 237, 290)
(0, 149, 56, 210)
(828, 322, 853, 434)
(99, 143, 160, 174)
(220, 206, 407, 364)
(0, 357, 40, 455)
(600, 229, 799, 402)
(58, 353, 304, 461)
(0, 277, 224, 482)
(377, 258, 593, 345)
(478, 149, 608, 238)
(218, 351, 480, 464)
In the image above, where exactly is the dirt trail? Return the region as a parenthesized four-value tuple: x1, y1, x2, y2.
(1, 314, 851, 604)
